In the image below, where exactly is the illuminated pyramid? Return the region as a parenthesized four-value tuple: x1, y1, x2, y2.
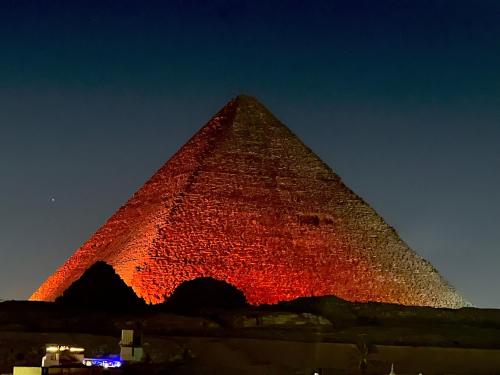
(31, 96, 468, 308)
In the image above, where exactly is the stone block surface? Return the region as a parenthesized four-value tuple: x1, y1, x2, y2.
(30, 96, 468, 308)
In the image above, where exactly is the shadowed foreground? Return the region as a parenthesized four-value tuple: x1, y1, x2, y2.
(2, 295, 500, 374)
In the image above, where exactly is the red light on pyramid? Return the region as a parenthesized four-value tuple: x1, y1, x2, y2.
(31, 96, 468, 308)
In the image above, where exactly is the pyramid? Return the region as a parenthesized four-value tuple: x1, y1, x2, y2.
(31, 95, 468, 308)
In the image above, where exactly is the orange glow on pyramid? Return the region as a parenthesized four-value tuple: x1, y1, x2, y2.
(30, 96, 468, 308)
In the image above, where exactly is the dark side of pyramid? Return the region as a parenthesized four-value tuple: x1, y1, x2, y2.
(31, 95, 469, 308)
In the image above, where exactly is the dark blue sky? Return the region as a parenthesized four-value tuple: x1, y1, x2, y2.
(1, 0, 499, 307)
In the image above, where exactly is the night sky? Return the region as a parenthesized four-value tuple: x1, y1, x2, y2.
(1, 1, 499, 307)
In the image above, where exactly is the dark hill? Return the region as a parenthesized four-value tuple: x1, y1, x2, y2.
(160, 277, 248, 313)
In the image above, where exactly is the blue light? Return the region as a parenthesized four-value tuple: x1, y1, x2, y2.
(83, 358, 122, 368)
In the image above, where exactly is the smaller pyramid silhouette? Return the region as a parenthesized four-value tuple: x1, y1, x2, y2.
(55, 261, 144, 310)
(31, 95, 468, 308)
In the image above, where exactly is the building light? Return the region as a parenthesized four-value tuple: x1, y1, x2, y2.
(82, 358, 122, 368)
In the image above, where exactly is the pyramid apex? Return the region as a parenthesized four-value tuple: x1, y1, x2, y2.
(232, 94, 265, 107)
(229, 95, 276, 120)
(234, 94, 258, 101)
